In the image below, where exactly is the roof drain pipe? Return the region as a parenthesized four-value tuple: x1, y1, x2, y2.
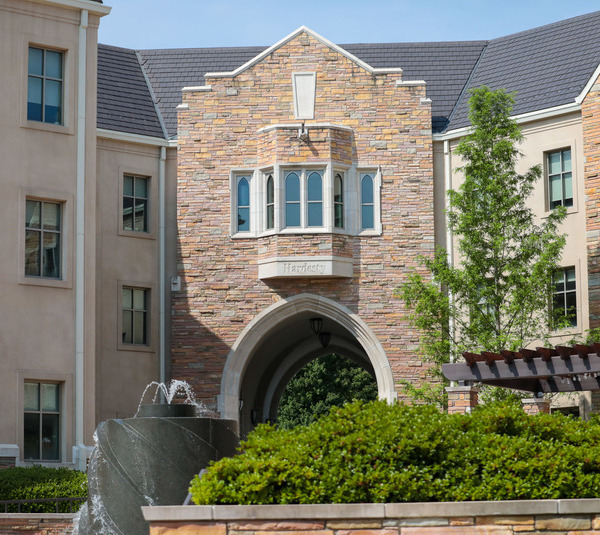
(444, 140, 456, 367)
(159, 146, 166, 386)
(75, 8, 88, 471)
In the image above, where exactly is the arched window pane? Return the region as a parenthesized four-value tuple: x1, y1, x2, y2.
(266, 175, 274, 230)
(307, 171, 322, 227)
(361, 174, 374, 230)
(285, 173, 300, 227)
(334, 173, 344, 229)
(307, 172, 322, 201)
(237, 177, 250, 231)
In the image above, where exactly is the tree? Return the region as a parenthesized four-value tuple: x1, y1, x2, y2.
(398, 86, 567, 408)
(276, 354, 378, 429)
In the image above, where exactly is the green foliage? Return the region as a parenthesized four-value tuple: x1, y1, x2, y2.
(0, 466, 87, 512)
(276, 354, 378, 429)
(190, 400, 600, 504)
(397, 87, 567, 407)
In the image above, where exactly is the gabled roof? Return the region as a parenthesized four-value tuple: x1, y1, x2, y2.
(97, 44, 165, 139)
(97, 10, 600, 139)
(446, 10, 600, 131)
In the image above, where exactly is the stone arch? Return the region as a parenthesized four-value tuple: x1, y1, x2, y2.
(217, 293, 396, 422)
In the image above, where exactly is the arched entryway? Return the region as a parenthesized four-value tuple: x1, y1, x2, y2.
(217, 293, 396, 434)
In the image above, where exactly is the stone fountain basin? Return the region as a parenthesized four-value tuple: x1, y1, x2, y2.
(137, 403, 197, 418)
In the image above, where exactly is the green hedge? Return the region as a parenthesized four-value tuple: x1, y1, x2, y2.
(0, 466, 87, 512)
(190, 400, 600, 504)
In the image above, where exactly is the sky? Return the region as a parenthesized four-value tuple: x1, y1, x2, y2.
(98, 1, 600, 51)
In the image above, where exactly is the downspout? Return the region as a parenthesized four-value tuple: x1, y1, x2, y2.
(159, 146, 166, 385)
(75, 8, 88, 470)
(444, 140, 456, 363)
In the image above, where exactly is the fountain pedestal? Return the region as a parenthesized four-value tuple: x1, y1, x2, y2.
(76, 409, 238, 535)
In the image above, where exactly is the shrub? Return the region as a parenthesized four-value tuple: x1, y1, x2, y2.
(190, 400, 600, 504)
(0, 466, 87, 512)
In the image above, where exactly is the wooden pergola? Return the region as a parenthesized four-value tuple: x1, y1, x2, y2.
(442, 344, 600, 393)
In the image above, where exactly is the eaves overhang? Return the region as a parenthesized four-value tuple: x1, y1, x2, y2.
(33, 0, 111, 16)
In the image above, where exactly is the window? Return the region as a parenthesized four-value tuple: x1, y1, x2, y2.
(361, 173, 374, 230)
(548, 149, 572, 209)
(122, 287, 148, 345)
(307, 171, 323, 227)
(28, 47, 63, 124)
(334, 173, 344, 229)
(553, 267, 577, 328)
(285, 172, 301, 227)
(25, 200, 61, 279)
(123, 175, 149, 232)
(266, 174, 274, 230)
(24, 382, 60, 461)
(237, 176, 251, 232)
(284, 169, 324, 229)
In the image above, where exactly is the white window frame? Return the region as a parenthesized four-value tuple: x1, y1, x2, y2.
(358, 168, 382, 236)
(230, 170, 256, 237)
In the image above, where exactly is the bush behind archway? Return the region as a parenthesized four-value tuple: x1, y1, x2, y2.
(190, 400, 600, 504)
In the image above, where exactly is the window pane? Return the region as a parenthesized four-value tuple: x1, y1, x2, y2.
(123, 175, 134, 196)
(122, 287, 132, 309)
(362, 205, 374, 230)
(27, 77, 43, 121)
(564, 172, 573, 203)
(25, 230, 41, 277)
(562, 149, 571, 173)
(308, 202, 322, 227)
(286, 203, 300, 227)
(42, 232, 60, 278)
(550, 174, 562, 204)
(134, 199, 148, 232)
(267, 205, 274, 230)
(334, 174, 343, 202)
(307, 172, 322, 201)
(42, 203, 60, 231)
(335, 203, 344, 229)
(24, 383, 40, 411)
(45, 50, 62, 79)
(26, 200, 41, 229)
(237, 178, 249, 206)
(267, 176, 274, 204)
(41, 384, 59, 412)
(566, 268, 576, 290)
(285, 173, 300, 201)
(122, 309, 132, 344)
(362, 175, 374, 204)
(133, 311, 146, 344)
(24, 413, 40, 460)
(548, 152, 561, 175)
(28, 47, 43, 76)
(44, 79, 62, 124)
(41, 414, 59, 460)
(123, 197, 134, 231)
(238, 207, 250, 231)
(135, 177, 148, 199)
(133, 289, 146, 310)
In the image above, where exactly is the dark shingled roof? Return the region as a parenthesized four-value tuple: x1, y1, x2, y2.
(447, 10, 600, 131)
(138, 46, 266, 140)
(96, 11, 600, 138)
(97, 44, 165, 138)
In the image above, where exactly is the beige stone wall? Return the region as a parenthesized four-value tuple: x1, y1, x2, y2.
(0, 0, 103, 462)
(173, 31, 434, 411)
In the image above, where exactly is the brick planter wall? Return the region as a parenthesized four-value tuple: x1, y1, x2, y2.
(0, 513, 75, 534)
(143, 501, 600, 535)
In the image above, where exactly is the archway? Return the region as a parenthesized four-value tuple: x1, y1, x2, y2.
(217, 293, 396, 434)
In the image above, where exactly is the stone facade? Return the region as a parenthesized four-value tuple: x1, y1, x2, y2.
(583, 72, 600, 329)
(173, 30, 434, 422)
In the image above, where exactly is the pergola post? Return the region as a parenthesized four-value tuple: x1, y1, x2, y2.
(446, 384, 479, 414)
(522, 397, 550, 415)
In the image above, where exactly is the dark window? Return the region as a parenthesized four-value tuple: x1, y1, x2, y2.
(334, 173, 344, 229)
(548, 149, 573, 209)
(28, 47, 63, 124)
(24, 382, 60, 461)
(553, 267, 577, 327)
(25, 200, 61, 279)
(266, 175, 274, 230)
(237, 177, 250, 232)
(307, 171, 323, 227)
(123, 175, 149, 232)
(285, 172, 301, 227)
(122, 287, 148, 345)
(361, 174, 374, 230)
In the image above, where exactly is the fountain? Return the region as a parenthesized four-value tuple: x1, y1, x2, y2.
(75, 381, 238, 535)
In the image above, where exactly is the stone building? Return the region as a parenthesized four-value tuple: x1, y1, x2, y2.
(2, 0, 600, 464)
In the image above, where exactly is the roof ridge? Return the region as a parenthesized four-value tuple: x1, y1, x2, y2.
(135, 51, 170, 140)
